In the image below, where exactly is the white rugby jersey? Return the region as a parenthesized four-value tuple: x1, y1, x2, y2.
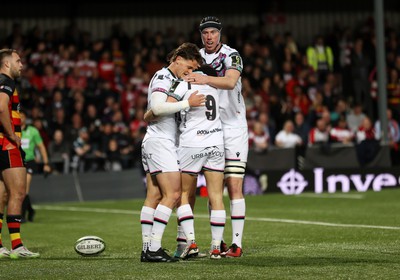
(144, 67, 178, 142)
(168, 78, 223, 147)
(200, 44, 247, 128)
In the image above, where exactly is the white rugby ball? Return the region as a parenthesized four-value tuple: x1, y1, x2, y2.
(75, 235, 106, 256)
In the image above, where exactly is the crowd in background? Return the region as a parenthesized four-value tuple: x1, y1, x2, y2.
(1, 16, 400, 174)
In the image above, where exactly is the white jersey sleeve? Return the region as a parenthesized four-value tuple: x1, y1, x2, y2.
(200, 44, 247, 128)
(144, 68, 179, 141)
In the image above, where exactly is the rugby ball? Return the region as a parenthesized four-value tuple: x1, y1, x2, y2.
(75, 236, 106, 256)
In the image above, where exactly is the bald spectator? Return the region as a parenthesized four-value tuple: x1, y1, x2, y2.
(275, 120, 303, 148)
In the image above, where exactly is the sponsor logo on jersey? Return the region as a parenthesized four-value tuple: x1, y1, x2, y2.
(0, 85, 13, 93)
(196, 127, 222, 135)
(191, 146, 224, 159)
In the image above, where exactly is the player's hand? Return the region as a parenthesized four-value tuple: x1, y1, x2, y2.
(8, 133, 21, 148)
(188, 91, 205, 107)
(144, 109, 158, 122)
(185, 73, 206, 84)
(43, 163, 52, 173)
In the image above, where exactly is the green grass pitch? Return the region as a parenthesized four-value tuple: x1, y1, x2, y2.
(1, 189, 399, 280)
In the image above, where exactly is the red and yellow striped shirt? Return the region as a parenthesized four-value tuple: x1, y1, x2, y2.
(0, 73, 21, 150)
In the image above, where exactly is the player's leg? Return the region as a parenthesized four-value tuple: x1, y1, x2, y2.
(176, 172, 198, 259)
(204, 169, 225, 259)
(143, 139, 180, 262)
(224, 173, 245, 257)
(223, 127, 248, 257)
(174, 146, 202, 259)
(2, 152, 40, 259)
(0, 179, 10, 258)
(202, 145, 226, 259)
(146, 171, 180, 260)
(140, 172, 161, 261)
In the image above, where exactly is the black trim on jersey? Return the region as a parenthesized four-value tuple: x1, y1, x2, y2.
(166, 67, 177, 79)
(167, 80, 182, 101)
(0, 73, 15, 97)
(214, 43, 223, 54)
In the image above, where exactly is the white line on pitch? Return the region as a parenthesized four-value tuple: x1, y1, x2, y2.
(297, 193, 365, 199)
(35, 205, 400, 231)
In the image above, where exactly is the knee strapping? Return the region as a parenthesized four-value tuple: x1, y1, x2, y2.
(224, 161, 246, 179)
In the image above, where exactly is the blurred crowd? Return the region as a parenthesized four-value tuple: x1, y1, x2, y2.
(1, 16, 400, 174)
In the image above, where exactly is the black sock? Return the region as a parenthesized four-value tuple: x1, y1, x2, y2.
(22, 196, 28, 219)
(25, 195, 34, 212)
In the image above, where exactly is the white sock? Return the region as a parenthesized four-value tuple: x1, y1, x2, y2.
(176, 225, 186, 252)
(177, 204, 195, 244)
(140, 206, 155, 252)
(149, 204, 172, 252)
(231, 199, 245, 248)
(210, 210, 226, 251)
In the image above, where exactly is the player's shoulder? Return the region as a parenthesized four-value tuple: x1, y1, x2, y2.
(220, 44, 240, 55)
(151, 68, 176, 92)
(0, 73, 15, 95)
(154, 67, 175, 82)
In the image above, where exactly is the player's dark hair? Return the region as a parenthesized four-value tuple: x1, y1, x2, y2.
(0, 49, 17, 67)
(196, 65, 218, 77)
(167, 42, 202, 65)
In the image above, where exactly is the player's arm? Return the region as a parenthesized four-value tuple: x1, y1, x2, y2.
(186, 68, 240, 90)
(0, 92, 20, 147)
(37, 141, 51, 173)
(144, 91, 205, 122)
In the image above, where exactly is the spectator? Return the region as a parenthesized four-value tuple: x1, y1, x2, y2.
(32, 118, 50, 149)
(41, 64, 61, 94)
(57, 48, 76, 75)
(346, 102, 366, 133)
(306, 35, 334, 85)
(308, 118, 330, 146)
(293, 111, 310, 146)
(48, 129, 70, 174)
(374, 108, 400, 165)
(71, 127, 93, 172)
(330, 117, 354, 144)
(66, 66, 87, 91)
(350, 38, 373, 118)
(248, 121, 269, 153)
(355, 116, 380, 166)
(98, 51, 115, 83)
(275, 120, 302, 148)
(105, 138, 123, 172)
(76, 49, 97, 78)
(258, 112, 276, 146)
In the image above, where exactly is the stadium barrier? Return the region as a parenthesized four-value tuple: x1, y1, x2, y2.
(30, 144, 395, 203)
(30, 168, 146, 203)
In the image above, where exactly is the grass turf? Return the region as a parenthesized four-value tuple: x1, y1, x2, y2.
(1, 189, 399, 280)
